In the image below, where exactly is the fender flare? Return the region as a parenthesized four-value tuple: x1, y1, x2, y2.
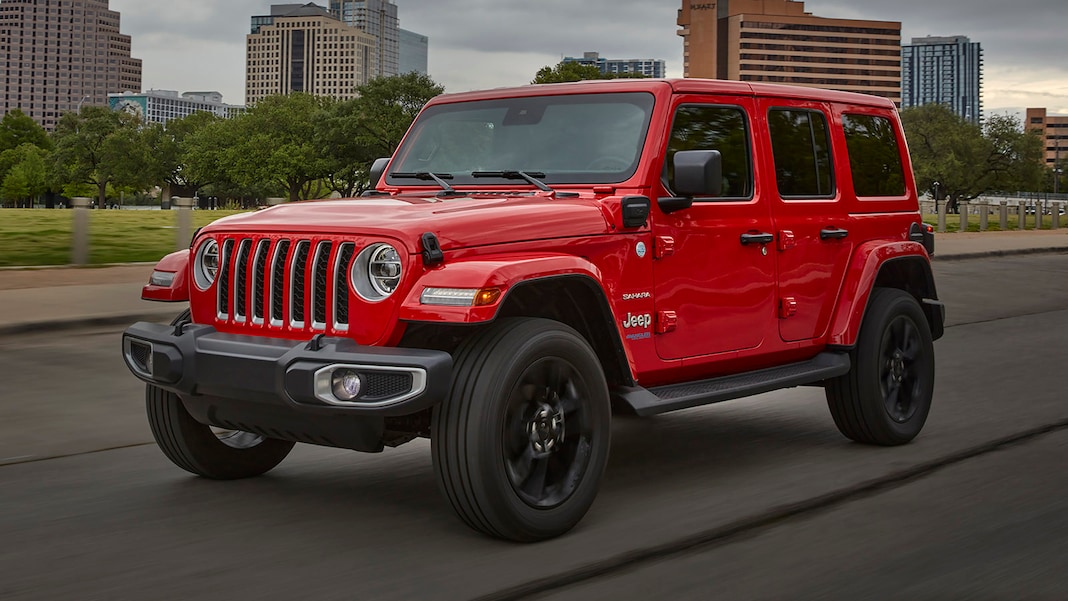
(827, 240, 938, 347)
(142, 249, 190, 302)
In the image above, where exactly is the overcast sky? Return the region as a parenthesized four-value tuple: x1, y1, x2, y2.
(108, 0, 1068, 118)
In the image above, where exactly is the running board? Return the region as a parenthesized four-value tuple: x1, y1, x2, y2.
(613, 352, 851, 417)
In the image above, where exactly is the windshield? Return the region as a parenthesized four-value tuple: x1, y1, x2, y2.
(387, 92, 655, 187)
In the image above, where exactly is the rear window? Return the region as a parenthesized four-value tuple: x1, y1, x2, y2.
(842, 114, 906, 197)
(768, 109, 834, 198)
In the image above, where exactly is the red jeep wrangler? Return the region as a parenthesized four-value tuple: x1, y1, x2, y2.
(122, 79, 943, 542)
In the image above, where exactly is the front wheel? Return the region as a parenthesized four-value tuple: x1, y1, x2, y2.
(432, 318, 612, 542)
(826, 288, 935, 446)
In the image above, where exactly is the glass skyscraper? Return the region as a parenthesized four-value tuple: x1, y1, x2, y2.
(902, 36, 983, 124)
(329, 0, 399, 78)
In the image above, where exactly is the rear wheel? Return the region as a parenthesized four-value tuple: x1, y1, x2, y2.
(826, 288, 935, 445)
(432, 318, 611, 541)
(145, 310, 294, 479)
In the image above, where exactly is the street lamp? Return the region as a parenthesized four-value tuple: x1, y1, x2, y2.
(933, 181, 941, 213)
(75, 94, 91, 112)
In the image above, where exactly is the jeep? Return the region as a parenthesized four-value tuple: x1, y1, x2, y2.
(122, 79, 943, 542)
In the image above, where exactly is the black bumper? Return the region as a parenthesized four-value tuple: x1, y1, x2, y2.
(122, 322, 452, 452)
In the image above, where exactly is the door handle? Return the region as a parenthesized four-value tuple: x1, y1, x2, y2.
(820, 228, 849, 240)
(740, 232, 775, 245)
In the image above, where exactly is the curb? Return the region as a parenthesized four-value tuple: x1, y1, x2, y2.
(932, 246, 1068, 261)
(0, 311, 177, 338)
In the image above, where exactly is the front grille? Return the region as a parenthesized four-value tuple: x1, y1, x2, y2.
(214, 237, 356, 333)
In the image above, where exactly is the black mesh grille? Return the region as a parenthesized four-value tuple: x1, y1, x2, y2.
(252, 240, 270, 321)
(130, 341, 151, 371)
(292, 241, 310, 324)
(313, 241, 333, 326)
(361, 372, 413, 401)
(234, 240, 251, 320)
(335, 243, 355, 326)
(271, 240, 290, 324)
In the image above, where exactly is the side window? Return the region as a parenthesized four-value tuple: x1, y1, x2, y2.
(768, 109, 834, 198)
(665, 105, 753, 199)
(842, 114, 906, 197)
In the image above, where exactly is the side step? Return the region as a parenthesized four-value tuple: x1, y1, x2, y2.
(613, 352, 851, 417)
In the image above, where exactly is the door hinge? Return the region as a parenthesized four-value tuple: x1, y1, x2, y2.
(779, 297, 798, 319)
(656, 310, 677, 334)
(655, 236, 675, 259)
(778, 230, 796, 252)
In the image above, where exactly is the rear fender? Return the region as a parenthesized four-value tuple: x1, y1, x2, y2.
(142, 250, 190, 302)
(828, 241, 940, 347)
(399, 253, 603, 323)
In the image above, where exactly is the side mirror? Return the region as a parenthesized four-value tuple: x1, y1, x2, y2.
(368, 157, 390, 190)
(658, 150, 722, 214)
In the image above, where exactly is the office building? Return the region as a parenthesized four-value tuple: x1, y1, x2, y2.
(398, 28, 427, 75)
(902, 36, 983, 124)
(677, 0, 901, 104)
(246, 3, 377, 104)
(1026, 108, 1068, 170)
(0, 0, 141, 130)
(109, 90, 244, 125)
(329, 0, 399, 78)
(562, 52, 666, 78)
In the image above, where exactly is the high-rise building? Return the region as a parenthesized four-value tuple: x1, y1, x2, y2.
(246, 3, 377, 104)
(902, 36, 983, 124)
(1026, 108, 1068, 172)
(677, 0, 901, 104)
(0, 0, 141, 130)
(109, 90, 244, 125)
(562, 52, 666, 79)
(329, 0, 399, 78)
(398, 28, 427, 75)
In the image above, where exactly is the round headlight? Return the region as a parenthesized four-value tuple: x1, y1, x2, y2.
(350, 243, 403, 301)
(193, 239, 219, 290)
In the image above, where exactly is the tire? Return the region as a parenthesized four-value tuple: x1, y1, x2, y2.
(145, 310, 295, 479)
(432, 318, 612, 542)
(826, 288, 935, 446)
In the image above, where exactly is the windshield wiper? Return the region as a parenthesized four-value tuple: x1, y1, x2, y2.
(471, 170, 553, 192)
(390, 171, 461, 196)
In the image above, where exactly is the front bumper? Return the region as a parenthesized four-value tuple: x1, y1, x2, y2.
(121, 321, 452, 452)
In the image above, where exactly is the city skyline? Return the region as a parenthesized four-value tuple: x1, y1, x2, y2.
(104, 0, 1067, 117)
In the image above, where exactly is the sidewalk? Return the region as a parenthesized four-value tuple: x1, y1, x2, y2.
(1, 229, 1066, 336)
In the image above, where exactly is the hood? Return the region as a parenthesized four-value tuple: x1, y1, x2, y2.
(201, 194, 613, 253)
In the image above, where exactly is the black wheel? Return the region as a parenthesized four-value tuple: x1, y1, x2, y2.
(145, 310, 295, 479)
(826, 288, 935, 445)
(432, 318, 611, 542)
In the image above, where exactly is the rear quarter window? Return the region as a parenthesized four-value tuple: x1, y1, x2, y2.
(768, 108, 835, 199)
(841, 114, 906, 197)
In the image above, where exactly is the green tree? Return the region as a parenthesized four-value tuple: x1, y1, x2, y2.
(148, 110, 221, 198)
(0, 109, 51, 153)
(50, 107, 155, 209)
(901, 104, 1043, 212)
(532, 61, 649, 84)
(0, 144, 50, 207)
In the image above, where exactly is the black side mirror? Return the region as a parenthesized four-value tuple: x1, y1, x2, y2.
(368, 157, 390, 190)
(658, 150, 722, 214)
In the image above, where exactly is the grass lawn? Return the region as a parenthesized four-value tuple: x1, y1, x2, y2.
(920, 212, 1065, 233)
(0, 209, 246, 267)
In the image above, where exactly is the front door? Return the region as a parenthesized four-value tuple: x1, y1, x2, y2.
(653, 98, 778, 361)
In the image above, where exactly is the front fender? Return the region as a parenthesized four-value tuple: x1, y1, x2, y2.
(141, 250, 190, 302)
(827, 240, 933, 347)
(399, 253, 604, 323)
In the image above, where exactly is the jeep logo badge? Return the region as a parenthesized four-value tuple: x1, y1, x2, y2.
(623, 313, 652, 329)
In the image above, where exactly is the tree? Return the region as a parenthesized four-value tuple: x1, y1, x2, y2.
(0, 109, 51, 153)
(50, 107, 155, 208)
(532, 61, 649, 84)
(0, 144, 50, 207)
(901, 104, 1043, 212)
(319, 73, 445, 197)
(147, 110, 221, 198)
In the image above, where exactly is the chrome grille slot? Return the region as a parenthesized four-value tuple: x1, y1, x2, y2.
(312, 241, 333, 330)
(233, 239, 252, 323)
(290, 241, 311, 327)
(333, 243, 355, 330)
(269, 240, 291, 327)
(251, 240, 270, 325)
(217, 239, 234, 320)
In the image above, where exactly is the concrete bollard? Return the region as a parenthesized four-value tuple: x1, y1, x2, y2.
(71, 197, 91, 265)
(175, 197, 194, 250)
(1018, 201, 1027, 231)
(937, 201, 947, 233)
(979, 202, 988, 231)
(959, 201, 968, 232)
(1000, 201, 1008, 230)
(1054, 203, 1061, 230)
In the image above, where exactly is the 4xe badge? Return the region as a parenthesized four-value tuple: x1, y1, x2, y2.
(623, 313, 652, 329)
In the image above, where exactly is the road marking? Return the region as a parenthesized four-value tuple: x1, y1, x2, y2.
(1, 455, 34, 463)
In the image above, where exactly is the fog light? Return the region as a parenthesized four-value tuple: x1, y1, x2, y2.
(331, 369, 362, 401)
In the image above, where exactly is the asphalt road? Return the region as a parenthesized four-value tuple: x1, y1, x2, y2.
(1, 253, 1067, 600)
